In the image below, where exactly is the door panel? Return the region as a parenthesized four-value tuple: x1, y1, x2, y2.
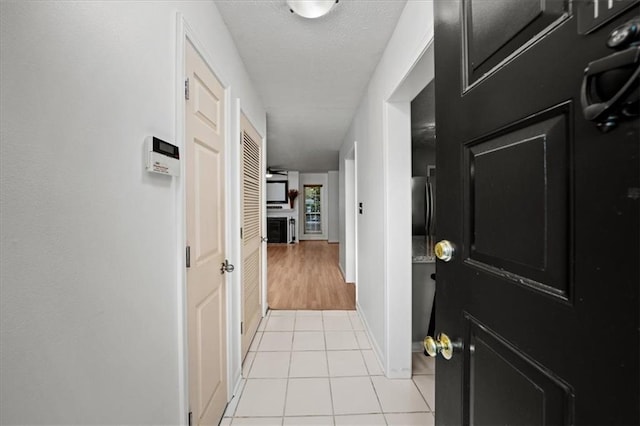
(194, 144, 222, 261)
(434, 1, 639, 425)
(464, 0, 569, 87)
(193, 75, 221, 131)
(241, 113, 263, 357)
(465, 316, 572, 426)
(196, 287, 224, 412)
(186, 40, 227, 426)
(464, 106, 571, 300)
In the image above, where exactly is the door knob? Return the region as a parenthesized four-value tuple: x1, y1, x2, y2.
(220, 259, 235, 274)
(434, 240, 455, 262)
(423, 332, 454, 360)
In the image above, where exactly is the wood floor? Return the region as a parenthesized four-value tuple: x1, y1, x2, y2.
(267, 241, 355, 310)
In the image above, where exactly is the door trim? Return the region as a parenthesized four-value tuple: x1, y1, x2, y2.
(239, 109, 266, 357)
(343, 144, 357, 285)
(382, 39, 434, 378)
(176, 13, 233, 423)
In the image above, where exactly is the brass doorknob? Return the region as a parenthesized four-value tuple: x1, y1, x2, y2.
(423, 333, 454, 360)
(434, 240, 455, 262)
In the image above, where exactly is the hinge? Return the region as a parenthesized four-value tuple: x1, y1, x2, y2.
(186, 246, 191, 268)
(241, 321, 244, 334)
(185, 77, 190, 100)
(240, 227, 243, 239)
(188, 410, 192, 426)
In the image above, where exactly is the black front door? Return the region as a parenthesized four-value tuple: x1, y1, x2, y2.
(434, 1, 639, 424)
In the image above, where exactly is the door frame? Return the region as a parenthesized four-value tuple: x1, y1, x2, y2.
(239, 108, 267, 357)
(382, 39, 434, 377)
(299, 174, 329, 240)
(343, 143, 358, 289)
(238, 106, 268, 319)
(175, 13, 234, 423)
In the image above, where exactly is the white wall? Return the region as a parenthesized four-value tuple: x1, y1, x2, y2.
(299, 173, 329, 240)
(338, 1, 434, 377)
(0, 1, 265, 424)
(327, 171, 339, 243)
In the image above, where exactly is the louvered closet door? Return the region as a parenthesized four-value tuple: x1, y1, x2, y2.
(240, 113, 263, 358)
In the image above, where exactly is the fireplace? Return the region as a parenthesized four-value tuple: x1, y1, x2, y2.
(267, 217, 288, 243)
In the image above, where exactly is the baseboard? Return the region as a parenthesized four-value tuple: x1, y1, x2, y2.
(356, 303, 385, 376)
(338, 263, 346, 281)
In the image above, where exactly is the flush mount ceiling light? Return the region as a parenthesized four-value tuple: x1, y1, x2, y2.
(287, 0, 339, 19)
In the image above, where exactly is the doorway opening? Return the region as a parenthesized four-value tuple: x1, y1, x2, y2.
(266, 172, 354, 311)
(303, 185, 323, 234)
(410, 81, 437, 352)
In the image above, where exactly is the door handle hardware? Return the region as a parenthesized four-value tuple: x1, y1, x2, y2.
(423, 333, 454, 360)
(220, 259, 235, 274)
(434, 240, 455, 262)
(607, 17, 640, 50)
(580, 45, 640, 132)
(261, 236, 268, 243)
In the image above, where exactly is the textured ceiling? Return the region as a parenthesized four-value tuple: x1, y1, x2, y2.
(216, 0, 408, 172)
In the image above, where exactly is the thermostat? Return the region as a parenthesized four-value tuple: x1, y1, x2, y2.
(146, 136, 180, 176)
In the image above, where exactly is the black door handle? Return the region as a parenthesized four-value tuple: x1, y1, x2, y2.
(580, 45, 640, 131)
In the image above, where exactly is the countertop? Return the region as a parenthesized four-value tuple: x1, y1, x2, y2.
(412, 236, 436, 264)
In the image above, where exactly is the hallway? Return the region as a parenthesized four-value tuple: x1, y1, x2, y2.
(223, 310, 435, 425)
(268, 241, 355, 310)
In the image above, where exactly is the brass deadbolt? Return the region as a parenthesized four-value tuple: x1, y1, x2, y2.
(434, 240, 455, 262)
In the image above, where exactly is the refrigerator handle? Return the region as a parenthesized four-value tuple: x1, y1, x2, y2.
(425, 182, 431, 235)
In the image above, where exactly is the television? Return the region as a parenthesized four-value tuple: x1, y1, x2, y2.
(266, 180, 288, 204)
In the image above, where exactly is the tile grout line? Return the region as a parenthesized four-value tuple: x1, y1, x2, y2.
(321, 311, 338, 425)
(228, 312, 270, 419)
(411, 375, 435, 413)
(322, 312, 336, 425)
(231, 311, 270, 419)
(234, 310, 431, 424)
(280, 312, 298, 425)
(411, 354, 437, 414)
(367, 371, 388, 425)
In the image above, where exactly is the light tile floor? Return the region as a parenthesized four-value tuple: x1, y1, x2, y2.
(222, 310, 435, 426)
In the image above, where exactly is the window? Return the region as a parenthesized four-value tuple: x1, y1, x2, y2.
(304, 185, 322, 234)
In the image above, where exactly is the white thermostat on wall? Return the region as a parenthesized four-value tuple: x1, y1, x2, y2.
(146, 136, 180, 177)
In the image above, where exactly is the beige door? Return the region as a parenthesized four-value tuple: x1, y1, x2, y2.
(240, 113, 263, 358)
(185, 40, 227, 426)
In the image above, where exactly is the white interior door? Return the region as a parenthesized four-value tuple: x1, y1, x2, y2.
(240, 113, 262, 358)
(185, 40, 227, 426)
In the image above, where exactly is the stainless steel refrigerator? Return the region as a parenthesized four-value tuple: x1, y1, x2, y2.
(411, 175, 437, 346)
(411, 176, 436, 239)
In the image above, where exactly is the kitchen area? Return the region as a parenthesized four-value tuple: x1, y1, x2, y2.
(411, 81, 437, 351)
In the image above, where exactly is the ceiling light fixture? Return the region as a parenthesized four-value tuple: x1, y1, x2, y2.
(287, 0, 338, 19)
